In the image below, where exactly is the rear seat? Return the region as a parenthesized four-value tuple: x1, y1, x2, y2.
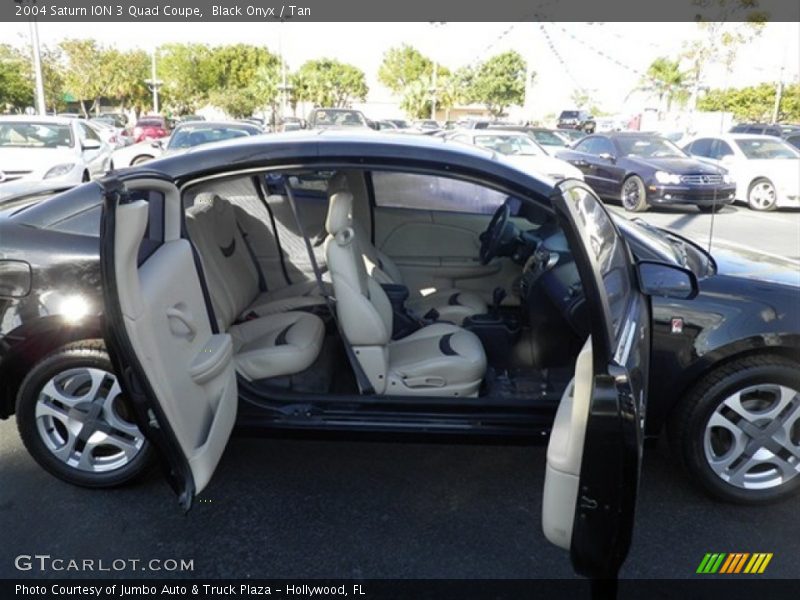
(186, 196, 325, 381)
(190, 194, 326, 318)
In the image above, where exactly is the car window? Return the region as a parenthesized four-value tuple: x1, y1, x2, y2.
(532, 130, 567, 146)
(710, 140, 734, 160)
(473, 134, 545, 156)
(574, 137, 601, 154)
(734, 138, 800, 160)
(78, 122, 102, 143)
(0, 121, 74, 148)
(566, 185, 632, 338)
(785, 134, 800, 150)
(687, 138, 714, 157)
(372, 171, 518, 215)
(616, 136, 684, 158)
(168, 126, 252, 149)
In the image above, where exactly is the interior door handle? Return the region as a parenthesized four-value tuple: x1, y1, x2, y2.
(166, 306, 197, 341)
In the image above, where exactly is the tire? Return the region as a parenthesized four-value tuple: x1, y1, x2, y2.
(698, 204, 723, 213)
(620, 175, 648, 212)
(131, 155, 153, 166)
(747, 177, 778, 211)
(15, 340, 153, 488)
(668, 355, 800, 504)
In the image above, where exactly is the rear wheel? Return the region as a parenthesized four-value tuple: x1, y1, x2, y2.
(669, 355, 800, 504)
(747, 178, 777, 211)
(16, 341, 153, 488)
(131, 155, 153, 166)
(620, 175, 648, 212)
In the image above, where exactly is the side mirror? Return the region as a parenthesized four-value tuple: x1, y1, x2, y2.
(81, 139, 101, 151)
(151, 140, 164, 149)
(598, 152, 616, 162)
(637, 260, 698, 300)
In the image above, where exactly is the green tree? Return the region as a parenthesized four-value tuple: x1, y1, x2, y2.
(0, 44, 33, 112)
(470, 51, 527, 117)
(59, 38, 106, 115)
(158, 43, 218, 114)
(631, 57, 690, 112)
(207, 44, 281, 117)
(378, 44, 434, 94)
(104, 49, 151, 116)
(399, 78, 432, 119)
(698, 82, 800, 122)
(294, 59, 368, 108)
(570, 89, 590, 110)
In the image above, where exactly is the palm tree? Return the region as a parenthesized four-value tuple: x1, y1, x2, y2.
(630, 57, 690, 113)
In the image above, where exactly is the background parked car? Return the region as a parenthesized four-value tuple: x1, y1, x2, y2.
(496, 125, 571, 154)
(112, 120, 263, 167)
(0, 115, 113, 184)
(683, 133, 800, 211)
(557, 132, 736, 212)
(307, 108, 374, 130)
(556, 110, 596, 134)
(88, 118, 132, 149)
(132, 116, 170, 143)
(446, 129, 584, 181)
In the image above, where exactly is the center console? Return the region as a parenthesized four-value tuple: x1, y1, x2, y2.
(463, 312, 521, 369)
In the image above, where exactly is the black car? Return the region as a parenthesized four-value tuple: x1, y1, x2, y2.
(0, 133, 797, 518)
(557, 110, 596, 134)
(557, 132, 738, 212)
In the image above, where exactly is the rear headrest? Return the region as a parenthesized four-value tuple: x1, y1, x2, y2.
(327, 171, 350, 194)
(326, 192, 353, 235)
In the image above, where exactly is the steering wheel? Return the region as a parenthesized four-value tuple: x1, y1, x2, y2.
(479, 202, 511, 265)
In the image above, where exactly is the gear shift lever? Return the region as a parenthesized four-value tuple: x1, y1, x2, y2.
(491, 287, 507, 317)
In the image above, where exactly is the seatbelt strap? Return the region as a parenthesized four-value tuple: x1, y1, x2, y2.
(281, 177, 375, 395)
(236, 221, 267, 292)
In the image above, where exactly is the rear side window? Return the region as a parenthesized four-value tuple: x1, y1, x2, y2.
(371, 171, 518, 215)
(687, 138, 714, 157)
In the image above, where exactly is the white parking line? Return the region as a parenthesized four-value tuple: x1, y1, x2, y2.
(705, 238, 800, 265)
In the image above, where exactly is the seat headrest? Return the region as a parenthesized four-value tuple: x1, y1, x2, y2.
(326, 191, 353, 235)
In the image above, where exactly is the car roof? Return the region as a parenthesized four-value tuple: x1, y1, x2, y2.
(0, 115, 74, 125)
(138, 130, 556, 202)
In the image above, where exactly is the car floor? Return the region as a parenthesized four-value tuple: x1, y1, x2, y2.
(0, 418, 797, 579)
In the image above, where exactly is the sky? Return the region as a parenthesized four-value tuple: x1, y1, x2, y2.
(2, 21, 798, 119)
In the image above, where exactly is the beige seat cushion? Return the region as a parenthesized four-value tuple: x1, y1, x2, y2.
(230, 311, 325, 381)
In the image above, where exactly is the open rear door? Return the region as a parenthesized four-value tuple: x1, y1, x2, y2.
(99, 175, 237, 510)
(542, 180, 651, 579)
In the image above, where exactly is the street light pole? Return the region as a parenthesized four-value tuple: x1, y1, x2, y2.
(28, 17, 46, 114)
(145, 49, 163, 114)
(429, 22, 445, 122)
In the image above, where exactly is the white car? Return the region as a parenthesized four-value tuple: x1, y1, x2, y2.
(0, 115, 113, 185)
(88, 118, 133, 149)
(683, 133, 800, 211)
(447, 129, 584, 181)
(112, 137, 165, 167)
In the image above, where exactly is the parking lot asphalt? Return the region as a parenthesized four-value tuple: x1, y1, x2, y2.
(607, 202, 800, 261)
(1, 417, 798, 580)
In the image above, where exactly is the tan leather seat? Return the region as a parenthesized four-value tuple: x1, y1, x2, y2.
(187, 197, 324, 381)
(324, 191, 486, 397)
(187, 194, 326, 319)
(327, 173, 487, 324)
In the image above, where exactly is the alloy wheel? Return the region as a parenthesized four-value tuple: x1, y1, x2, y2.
(34, 367, 145, 473)
(622, 179, 642, 211)
(749, 181, 776, 210)
(703, 384, 800, 491)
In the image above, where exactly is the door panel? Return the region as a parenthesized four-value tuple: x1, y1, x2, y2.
(101, 177, 236, 509)
(542, 180, 650, 578)
(374, 206, 522, 303)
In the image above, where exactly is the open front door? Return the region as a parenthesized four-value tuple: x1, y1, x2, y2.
(99, 175, 237, 510)
(542, 180, 651, 579)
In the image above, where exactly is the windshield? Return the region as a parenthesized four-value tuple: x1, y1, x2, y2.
(0, 122, 74, 149)
(532, 130, 567, 146)
(560, 111, 579, 119)
(313, 110, 367, 127)
(735, 138, 799, 160)
(168, 126, 252, 149)
(617, 136, 686, 159)
(474, 134, 545, 156)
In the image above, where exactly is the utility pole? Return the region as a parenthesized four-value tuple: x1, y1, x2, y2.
(27, 15, 46, 114)
(429, 22, 445, 122)
(145, 49, 162, 114)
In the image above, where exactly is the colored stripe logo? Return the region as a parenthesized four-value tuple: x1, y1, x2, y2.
(696, 553, 773, 574)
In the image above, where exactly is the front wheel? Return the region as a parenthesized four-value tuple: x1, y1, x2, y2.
(16, 341, 153, 488)
(747, 178, 778, 211)
(131, 155, 153, 166)
(620, 175, 648, 212)
(669, 355, 800, 504)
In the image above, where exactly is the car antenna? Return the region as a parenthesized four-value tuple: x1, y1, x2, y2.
(707, 182, 719, 254)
